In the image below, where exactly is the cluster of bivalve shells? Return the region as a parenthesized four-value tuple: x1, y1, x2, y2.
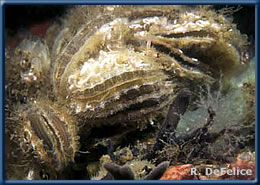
(5, 5, 249, 179)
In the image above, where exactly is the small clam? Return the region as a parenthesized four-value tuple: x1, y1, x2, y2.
(7, 99, 79, 174)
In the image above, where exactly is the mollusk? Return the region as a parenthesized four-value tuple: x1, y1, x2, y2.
(5, 5, 250, 179)
(51, 6, 248, 126)
(14, 99, 79, 171)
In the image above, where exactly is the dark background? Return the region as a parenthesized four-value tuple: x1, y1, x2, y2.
(5, 5, 69, 35)
(5, 5, 255, 39)
(5, 5, 255, 55)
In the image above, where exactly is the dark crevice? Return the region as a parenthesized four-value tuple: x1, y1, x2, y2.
(152, 43, 198, 69)
(158, 30, 216, 39)
(88, 125, 128, 139)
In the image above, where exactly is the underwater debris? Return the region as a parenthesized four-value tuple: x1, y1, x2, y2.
(153, 88, 191, 151)
(160, 164, 196, 180)
(102, 162, 135, 180)
(101, 161, 169, 180)
(145, 88, 225, 164)
(198, 152, 255, 180)
(143, 161, 170, 180)
(145, 88, 191, 160)
(160, 152, 255, 180)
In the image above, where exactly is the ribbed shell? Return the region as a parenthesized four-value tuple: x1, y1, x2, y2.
(19, 100, 79, 171)
(50, 6, 248, 125)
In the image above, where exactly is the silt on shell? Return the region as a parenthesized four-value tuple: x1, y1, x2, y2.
(49, 5, 249, 127)
(6, 98, 79, 178)
(5, 5, 251, 180)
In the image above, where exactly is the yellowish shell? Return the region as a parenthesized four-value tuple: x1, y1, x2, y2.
(5, 5, 251, 179)
(50, 5, 248, 126)
(16, 99, 79, 171)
